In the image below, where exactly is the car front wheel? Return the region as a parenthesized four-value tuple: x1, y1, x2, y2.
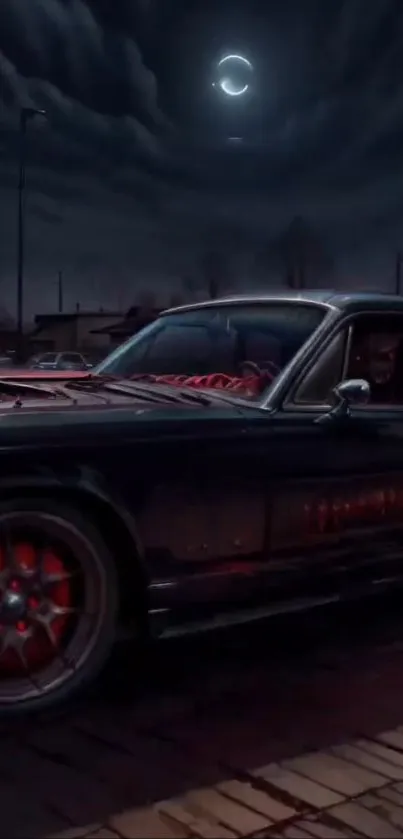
(0, 498, 118, 716)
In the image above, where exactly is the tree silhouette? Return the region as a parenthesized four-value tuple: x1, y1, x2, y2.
(181, 249, 230, 301)
(199, 248, 230, 299)
(264, 216, 333, 289)
(135, 289, 157, 311)
(168, 292, 185, 308)
(181, 275, 197, 300)
(0, 306, 15, 328)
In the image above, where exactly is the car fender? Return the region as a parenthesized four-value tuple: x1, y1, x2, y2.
(0, 467, 147, 575)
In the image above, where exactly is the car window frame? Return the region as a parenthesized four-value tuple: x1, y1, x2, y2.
(282, 309, 403, 414)
(259, 304, 336, 411)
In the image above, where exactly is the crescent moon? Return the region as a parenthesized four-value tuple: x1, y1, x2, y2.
(214, 54, 252, 97)
(219, 77, 249, 96)
(218, 54, 252, 70)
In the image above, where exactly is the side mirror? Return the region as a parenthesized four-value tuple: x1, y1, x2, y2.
(316, 378, 371, 424)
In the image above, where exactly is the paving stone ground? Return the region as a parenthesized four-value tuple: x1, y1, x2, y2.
(4, 602, 403, 838)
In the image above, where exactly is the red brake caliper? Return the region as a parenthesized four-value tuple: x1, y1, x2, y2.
(0, 543, 72, 673)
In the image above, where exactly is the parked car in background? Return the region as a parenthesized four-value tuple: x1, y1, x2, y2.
(0, 354, 14, 369)
(28, 351, 92, 371)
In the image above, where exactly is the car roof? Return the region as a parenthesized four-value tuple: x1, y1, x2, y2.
(162, 291, 403, 316)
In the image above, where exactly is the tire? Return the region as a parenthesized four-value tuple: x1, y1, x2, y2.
(0, 497, 118, 716)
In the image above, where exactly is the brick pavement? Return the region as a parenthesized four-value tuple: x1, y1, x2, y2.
(4, 625, 403, 838)
(50, 728, 403, 838)
(9, 725, 403, 838)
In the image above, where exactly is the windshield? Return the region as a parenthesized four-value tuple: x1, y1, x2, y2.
(95, 302, 326, 397)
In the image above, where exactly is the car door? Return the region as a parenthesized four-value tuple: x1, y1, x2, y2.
(136, 306, 403, 620)
(259, 308, 403, 605)
(132, 304, 329, 616)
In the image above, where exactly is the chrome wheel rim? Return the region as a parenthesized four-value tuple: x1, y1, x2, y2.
(0, 511, 107, 705)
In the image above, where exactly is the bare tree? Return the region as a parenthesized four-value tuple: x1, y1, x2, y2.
(136, 289, 157, 311)
(168, 292, 185, 308)
(181, 276, 198, 300)
(264, 216, 333, 289)
(0, 306, 15, 328)
(199, 248, 230, 299)
(182, 250, 231, 301)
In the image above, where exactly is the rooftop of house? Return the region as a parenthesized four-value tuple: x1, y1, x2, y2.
(91, 306, 162, 336)
(34, 310, 123, 327)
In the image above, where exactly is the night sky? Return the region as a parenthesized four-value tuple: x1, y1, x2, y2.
(1, 0, 403, 319)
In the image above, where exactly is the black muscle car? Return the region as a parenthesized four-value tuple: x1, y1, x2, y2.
(1, 290, 403, 716)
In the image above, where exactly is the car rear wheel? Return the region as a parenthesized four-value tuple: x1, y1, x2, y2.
(0, 499, 118, 716)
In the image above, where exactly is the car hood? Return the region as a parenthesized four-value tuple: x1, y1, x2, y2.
(0, 376, 250, 415)
(0, 368, 89, 380)
(0, 377, 253, 443)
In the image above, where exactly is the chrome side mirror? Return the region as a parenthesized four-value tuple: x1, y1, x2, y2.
(316, 378, 371, 424)
(334, 378, 371, 407)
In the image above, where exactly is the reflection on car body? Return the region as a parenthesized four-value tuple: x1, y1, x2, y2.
(1, 290, 403, 716)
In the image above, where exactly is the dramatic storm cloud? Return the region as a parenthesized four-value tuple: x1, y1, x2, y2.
(0, 0, 403, 317)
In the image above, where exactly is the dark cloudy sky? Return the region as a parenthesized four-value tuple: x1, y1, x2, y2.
(0, 0, 403, 319)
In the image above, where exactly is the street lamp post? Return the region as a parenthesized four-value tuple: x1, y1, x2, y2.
(16, 106, 46, 361)
(395, 251, 403, 295)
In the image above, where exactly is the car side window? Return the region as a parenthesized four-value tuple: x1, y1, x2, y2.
(293, 312, 403, 408)
(344, 314, 403, 407)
